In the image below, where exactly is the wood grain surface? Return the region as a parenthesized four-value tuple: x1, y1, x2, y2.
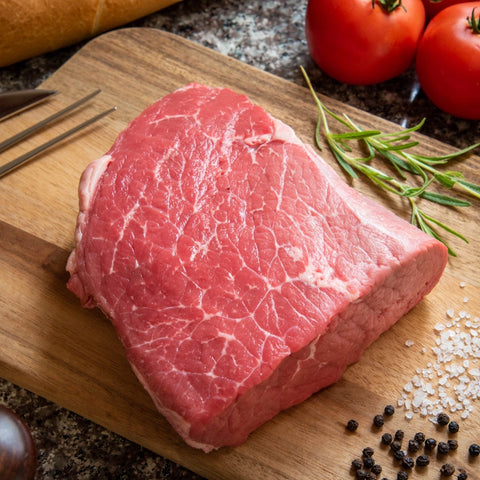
(0, 29, 479, 480)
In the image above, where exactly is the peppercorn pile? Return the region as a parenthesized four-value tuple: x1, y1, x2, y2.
(347, 406, 479, 479)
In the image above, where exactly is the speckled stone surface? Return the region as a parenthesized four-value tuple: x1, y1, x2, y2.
(0, 1, 478, 479)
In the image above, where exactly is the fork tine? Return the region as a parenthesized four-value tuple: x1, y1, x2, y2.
(0, 89, 102, 154)
(0, 106, 116, 179)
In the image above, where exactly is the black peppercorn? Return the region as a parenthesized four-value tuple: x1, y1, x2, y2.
(394, 429, 404, 441)
(352, 459, 363, 470)
(437, 412, 450, 425)
(416, 454, 430, 467)
(393, 449, 405, 461)
(468, 443, 480, 457)
(440, 463, 455, 476)
(363, 446, 375, 457)
(364, 457, 375, 469)
(367, 473, 377, 480)
(373, 414, 385, 428)
(371, 464, 382, 475)
(384, 404, 395, 416)
(448, 421, 459, 433)
(356, 469, 368, 480)
(390, 440, 402, 452)
(457, 471, 468, 480)
(381, 432, 393, 445)
(397, 471, 408, 480)
(402, 456, 415, 469)
(347, 419, 359, 432)
(447, 439, 458, 451)
(438, 441, 450, 455)
(424, 437, 437, 450)
(408, 439, 419, 453)
(414, 432, 425, 444)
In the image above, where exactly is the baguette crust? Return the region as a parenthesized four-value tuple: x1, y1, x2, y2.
(0, 0, 180, 67)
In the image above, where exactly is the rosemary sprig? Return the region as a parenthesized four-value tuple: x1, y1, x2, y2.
(300, 66, 480, 256)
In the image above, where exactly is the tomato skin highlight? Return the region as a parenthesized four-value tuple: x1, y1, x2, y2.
(305, 0, 426, 85)
(415, 2, 480, 119)
(421, 0, 476, 20)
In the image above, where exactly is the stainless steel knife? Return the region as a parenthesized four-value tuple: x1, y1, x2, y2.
(0, 89, 57, 121)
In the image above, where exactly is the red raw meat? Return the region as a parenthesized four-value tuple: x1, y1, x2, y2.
(67, 83, 448, 452)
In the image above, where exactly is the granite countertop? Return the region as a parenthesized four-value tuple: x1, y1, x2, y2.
(0, 1, 478, 479)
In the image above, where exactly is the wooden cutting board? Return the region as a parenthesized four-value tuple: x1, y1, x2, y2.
(1, 29, 479, 480)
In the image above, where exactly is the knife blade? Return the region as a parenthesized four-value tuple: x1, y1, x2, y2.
(0, 89, 57, 121)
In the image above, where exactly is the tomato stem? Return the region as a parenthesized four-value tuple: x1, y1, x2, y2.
(372, 0, 406, 13)
(467, 8, 480, 34)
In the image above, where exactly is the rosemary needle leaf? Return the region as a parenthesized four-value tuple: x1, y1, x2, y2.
(331, 130, 380, 141)
(456, 178, 480, 198)
(332, 150, 358, 178)
(380, 151, 414, 177)
(385, 141, 419, 151)
(414, 143, 480, 163)
(421, 211, 469, 244)
(337, 139, 354, 152)
(380, 133, 413, 144)
(384, 119, 426, 136)
(421, 191, 471, 207)
(413, 212, 459, 257)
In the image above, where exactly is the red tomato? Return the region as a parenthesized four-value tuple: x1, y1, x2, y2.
(421, 0, 475, 20)
(305, 0, 426, 85)
(415, 3, 480, 119)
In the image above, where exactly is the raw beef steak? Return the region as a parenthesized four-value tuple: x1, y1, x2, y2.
(67, 83, 448, 452)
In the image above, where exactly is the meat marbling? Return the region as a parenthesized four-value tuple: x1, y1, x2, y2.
(66, 83, 448, 452)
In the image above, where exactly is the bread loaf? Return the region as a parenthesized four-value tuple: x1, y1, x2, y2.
(0, 0, 180, 67)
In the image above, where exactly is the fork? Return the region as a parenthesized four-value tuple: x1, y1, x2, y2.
(0, 90, 116, 179)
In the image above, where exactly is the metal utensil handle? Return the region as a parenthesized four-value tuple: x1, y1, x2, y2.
(0, 107, 116, 179)
(0, 89, 102, 154)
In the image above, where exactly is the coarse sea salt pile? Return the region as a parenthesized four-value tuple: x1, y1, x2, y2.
(398, 281, 480, 422)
